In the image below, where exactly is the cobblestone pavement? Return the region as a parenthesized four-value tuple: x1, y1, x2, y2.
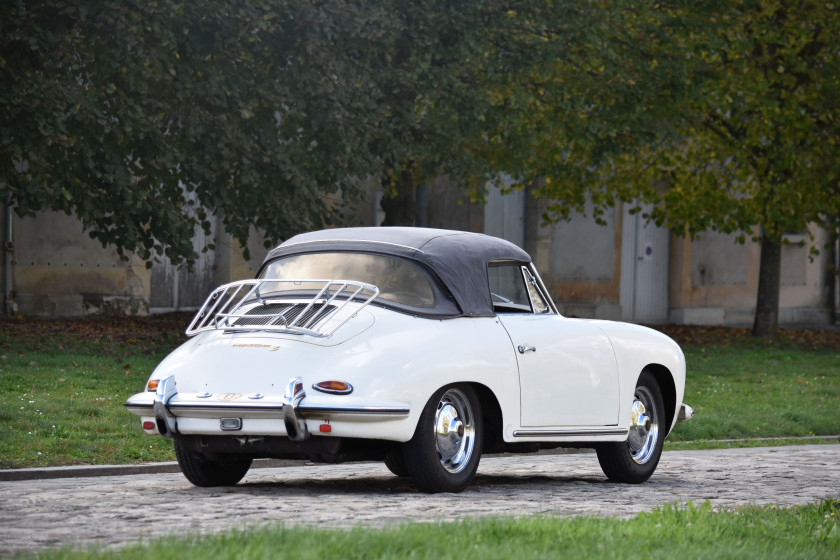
(1, 444, 838, 554)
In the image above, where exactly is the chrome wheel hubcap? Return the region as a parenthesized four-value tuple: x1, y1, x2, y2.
(627, 386, 659, 465)
(434, 388, 475, 474)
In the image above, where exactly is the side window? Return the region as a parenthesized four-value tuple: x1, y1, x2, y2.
(489, 263, 531, 312)
(522, 267, 550, 314)
(488, 262, 551, 314)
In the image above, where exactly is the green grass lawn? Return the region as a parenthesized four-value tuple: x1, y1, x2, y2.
(26, 500, 840, 560)
(667, 345, 840, 443)
(0, 351, 175, 467)
(1, 317, 839, 468)
(0, 315, 186, 468)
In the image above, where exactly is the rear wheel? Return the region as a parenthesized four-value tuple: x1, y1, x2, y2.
(384, 449, 409, 477)
(596, 371, 665, 483)
(174, 439, 253, 487)
(402, 385, 483, 493)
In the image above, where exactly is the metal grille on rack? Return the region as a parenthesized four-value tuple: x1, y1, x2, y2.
(230, 303, 336, 328)
(185, 279, 379, 338)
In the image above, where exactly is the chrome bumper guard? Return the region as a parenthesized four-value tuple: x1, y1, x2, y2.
(677, 403, 695, 423)
(153, 376, 179, 438)
(150, 375, 313, 442)
(283, 376, 309, 441)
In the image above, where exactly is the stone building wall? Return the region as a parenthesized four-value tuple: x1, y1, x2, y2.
(2, 188, 837, 325)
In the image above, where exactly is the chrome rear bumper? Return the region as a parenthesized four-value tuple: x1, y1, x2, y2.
(125, 376, 410, 438)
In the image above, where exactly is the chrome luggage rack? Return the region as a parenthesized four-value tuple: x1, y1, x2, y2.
(186, 279, 380, 338)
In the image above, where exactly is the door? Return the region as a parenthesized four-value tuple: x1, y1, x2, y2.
(500, 315, 620, 427)
(620, 203, 670, 323)
(489, 262, 620, 427)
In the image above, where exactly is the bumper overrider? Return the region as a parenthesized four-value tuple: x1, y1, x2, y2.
(125, 375, 411, 440)
(677, 403, 695, 422)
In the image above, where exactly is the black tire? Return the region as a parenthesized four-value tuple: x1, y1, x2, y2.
(384, 450, 409, 477)
(596, 370, 665, 483)
(174, 439, 253, 487)
(402, 385, 483, 493)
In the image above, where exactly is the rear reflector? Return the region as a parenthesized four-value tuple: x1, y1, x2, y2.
(142, 421, 155, 430)
(319, 424, 332, 433)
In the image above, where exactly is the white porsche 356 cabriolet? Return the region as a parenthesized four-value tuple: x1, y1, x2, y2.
(126, 227, 693, 493)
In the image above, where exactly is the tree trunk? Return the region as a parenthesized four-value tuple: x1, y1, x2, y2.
(829, 223, 839, 325)
(380, 166, 417, 227)
(752, 233, 782, 337)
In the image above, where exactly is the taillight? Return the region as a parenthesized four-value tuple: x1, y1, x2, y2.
(312, 380, 353, 395)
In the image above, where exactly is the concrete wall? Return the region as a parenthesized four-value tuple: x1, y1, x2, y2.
(8, 210, 150, 316)
(522, 195, 622, 320)
(511, 194, 835, 326)
(4, 210, 274, 317)
(669, 226, 833, 326)
(4, 187, 837, 325)
(213, 223, 271, 285)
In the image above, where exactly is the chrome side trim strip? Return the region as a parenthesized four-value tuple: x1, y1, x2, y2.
(513, 428, 628, 438)
(299, 405, 410, 416)
(169, 405, 284, 419)
(165, 403, 411, 420)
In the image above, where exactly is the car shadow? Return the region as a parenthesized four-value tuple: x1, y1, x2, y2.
(222, 471, 609, 496)
(473, 472, 608, 487)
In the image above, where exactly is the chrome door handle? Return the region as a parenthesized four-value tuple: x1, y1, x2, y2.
(518, 345, 536, 354)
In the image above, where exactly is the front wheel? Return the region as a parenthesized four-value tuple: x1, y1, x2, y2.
(174, 439, 253, 487)
(402, 385, 483, 493)
(596, 371, 665, 483)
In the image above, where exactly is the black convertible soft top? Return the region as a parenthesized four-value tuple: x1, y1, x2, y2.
(260, 227, 531, 317)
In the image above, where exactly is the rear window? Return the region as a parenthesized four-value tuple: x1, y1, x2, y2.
(259, 252, 435, 308)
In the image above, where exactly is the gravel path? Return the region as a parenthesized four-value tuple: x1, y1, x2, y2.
(1, 444, 838, 554)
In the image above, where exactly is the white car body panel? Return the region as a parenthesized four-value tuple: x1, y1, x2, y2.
(129, 306, 685, 443)
(133, 308, 525, 442)
(499, 315, 620, 427)
(591, 319, 687, 434)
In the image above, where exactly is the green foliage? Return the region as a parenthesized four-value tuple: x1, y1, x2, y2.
(474, 2, 706, 215)
(0, 1, 739, 253)
(523, 1, 840, 244)
(513, 2, 840, 336)
(1, 1, 399, 265)
(5, 1, 659, 255)
(602, 1, 840, 243)
(30, 500, 840, 559)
